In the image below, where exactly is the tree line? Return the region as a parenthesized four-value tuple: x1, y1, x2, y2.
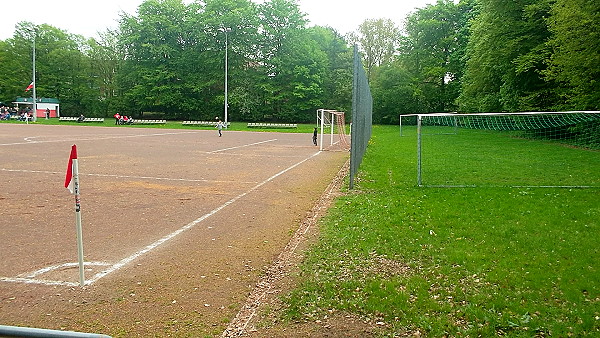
(0, 0, 597, 124)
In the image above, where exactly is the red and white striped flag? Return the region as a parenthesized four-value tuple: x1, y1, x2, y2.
(25, 82, 33, 92)
(65, 145, 78, 194)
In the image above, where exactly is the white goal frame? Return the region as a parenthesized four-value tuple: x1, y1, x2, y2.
(400, 111, 600, 187)
(317, 109, 350, 151)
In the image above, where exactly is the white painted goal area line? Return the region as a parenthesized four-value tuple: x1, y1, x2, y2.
(0, 151, 322, 287)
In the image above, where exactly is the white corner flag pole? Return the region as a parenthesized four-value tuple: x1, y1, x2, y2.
(65, 145, 85, 287)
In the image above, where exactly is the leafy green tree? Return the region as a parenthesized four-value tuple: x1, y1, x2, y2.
(85, 30, 125, 116)
(256, 0, 325, 122)
(349, 18, 400, 81)
(400, 0, 476, 113)
(1, 22, 98, 116)
(39, 31, 96, 115)
(0, 0, 351, 123)
(117, 0, 196, 119)
(545, 0, 600, 110)
(276, 34, 327, 122)
(200, 0, 262, 121)
(307, 26, 353, 115)
(459, 0, 554, 112)
(371, 62, 419, 124)
(0, 32, 31, 105)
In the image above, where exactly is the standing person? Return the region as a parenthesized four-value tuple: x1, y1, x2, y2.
(114, 112, 121, 125)
(313, 127, 318, 146)
(45, 108, 50, 119)
(216, 118, 224, 137)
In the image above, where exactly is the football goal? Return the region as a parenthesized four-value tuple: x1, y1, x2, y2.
(316, 109, 350, 151)
(399, 111, 600, 187)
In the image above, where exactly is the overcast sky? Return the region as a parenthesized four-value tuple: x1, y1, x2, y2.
(0, 0, 436, 40)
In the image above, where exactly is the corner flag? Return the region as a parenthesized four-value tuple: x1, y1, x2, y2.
(65, 145, 77, 194)
(64, 144, 85, 286)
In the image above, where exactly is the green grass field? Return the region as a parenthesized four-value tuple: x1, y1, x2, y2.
(283, 125, 599, 336)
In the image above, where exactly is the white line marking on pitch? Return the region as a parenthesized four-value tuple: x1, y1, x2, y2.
(0, 131, 196, 146)
(207, 139, 277, 154)
(0, 277, 79, 287)
(0, 168, 258, 185)
(21, 262, 112, 278)
(0, 262, 112, 287)
(86, 151, 321, 285)
(0, 151, 321, 286)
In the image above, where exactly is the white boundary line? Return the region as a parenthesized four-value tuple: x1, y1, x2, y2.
(21, 261, 111, 279)
(1, 262, 111, 287)
(0, 131, 196, 146)
(0, 277, 79, 287)
(0, 151, 322, 287)
(207, 139, 277, 154)
(0, 168, 258, 185)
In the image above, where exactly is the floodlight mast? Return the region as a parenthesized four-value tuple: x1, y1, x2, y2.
(224, 28, 229, 128)
(31, 29, 37, 122)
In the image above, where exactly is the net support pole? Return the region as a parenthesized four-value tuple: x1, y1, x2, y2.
(453, 116, 458, 134)
(417, 115, 422, 187)
(72, 158, 85, 287)
(330, 112, 335, 146)
(399, 115, 403, 136)
(319, 109, 325, 151)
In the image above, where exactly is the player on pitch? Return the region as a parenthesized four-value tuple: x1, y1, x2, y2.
(216, 117, 224, 137)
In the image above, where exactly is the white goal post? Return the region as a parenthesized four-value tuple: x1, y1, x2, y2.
(317, 109, 350, 151)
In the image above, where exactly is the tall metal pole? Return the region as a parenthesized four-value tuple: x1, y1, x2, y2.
(32, 30, 37, 122)
(417, 115, 422, 187)
(224, 29, 228, 128)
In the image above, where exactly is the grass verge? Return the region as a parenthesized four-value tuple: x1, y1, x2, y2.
(282, 125, 599, 336)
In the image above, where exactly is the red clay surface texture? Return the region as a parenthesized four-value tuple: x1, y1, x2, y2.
(0, 124, 348, 336)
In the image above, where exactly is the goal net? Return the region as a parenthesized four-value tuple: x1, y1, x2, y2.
(400, 111, 600, 187)
(317, 109, 350, 151)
